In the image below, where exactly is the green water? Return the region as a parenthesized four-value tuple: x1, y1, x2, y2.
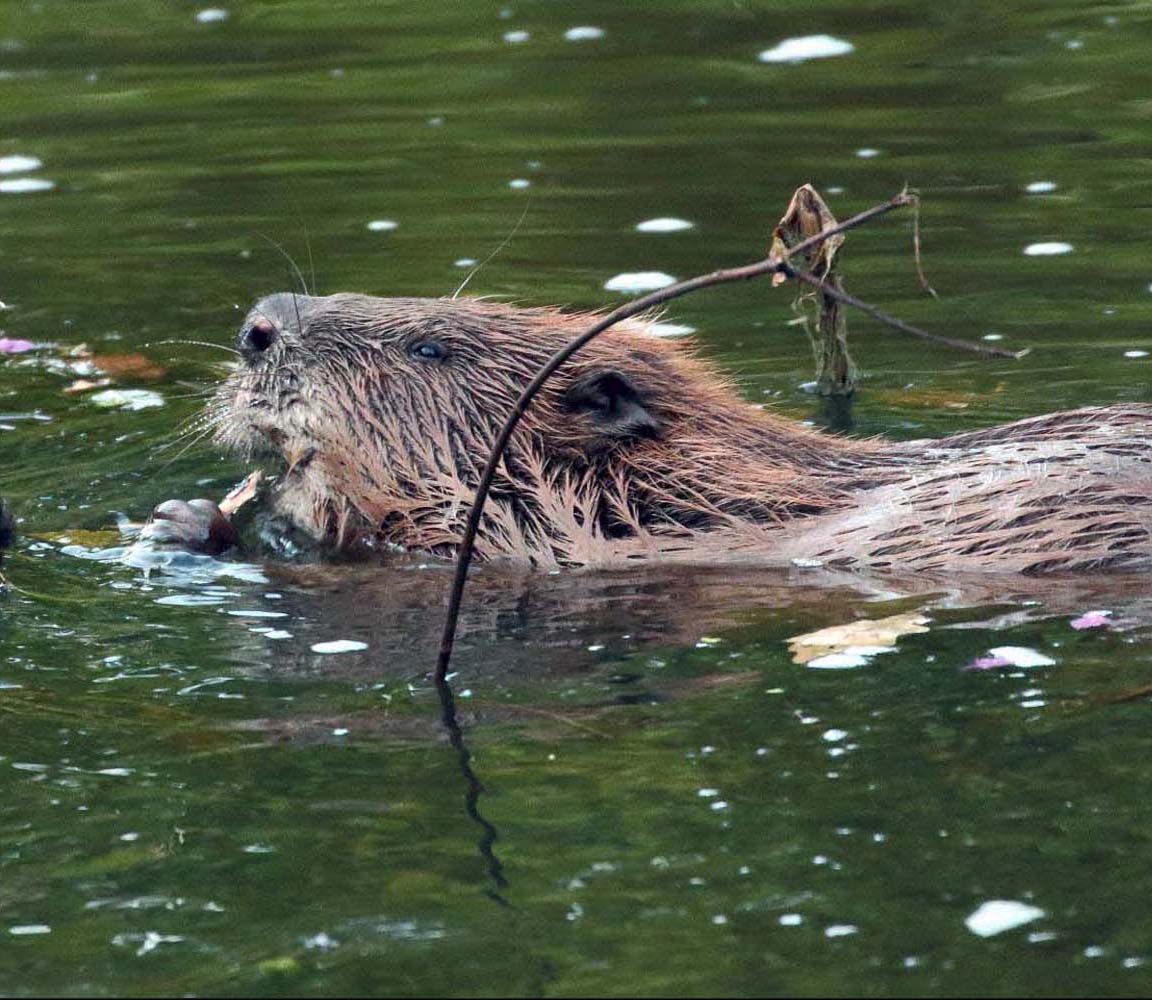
(3, 0, 1152, 995)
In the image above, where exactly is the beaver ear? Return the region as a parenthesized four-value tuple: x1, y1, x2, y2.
(562, 370, 663, 441)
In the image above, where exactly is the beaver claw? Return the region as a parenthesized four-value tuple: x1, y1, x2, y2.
(138, 499, 239, 556)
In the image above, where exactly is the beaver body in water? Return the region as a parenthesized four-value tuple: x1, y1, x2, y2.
(176, 292, 1150, 575)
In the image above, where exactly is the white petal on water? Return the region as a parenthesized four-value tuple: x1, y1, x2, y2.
(154, 594, 228, 607)
(635, 217, 694, 233)
(604, 271, 677, 293)
(758, 35, 854, 64)
(503, 30, 530, 44)
(1023, 241, 1073, 256)
(966, 900, 1046, 937)
(987, 646, 1056, 668)
(1025, 181, 1057, 194)
(195, 8, 229, 23)
(311, 640, 368, 654)
(89, 389, 165, 411)
(0, 155, 42, 174)
(565, 26, 605, 42)
(806, 652, 871, 670)
(0, 178, 55, 194)
(226, 609, 288, 619)
(645, 322, 696, 338)
(366, 219, 398, 232)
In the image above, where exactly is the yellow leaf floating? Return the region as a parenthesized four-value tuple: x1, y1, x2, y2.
(787, 611, 930, 666)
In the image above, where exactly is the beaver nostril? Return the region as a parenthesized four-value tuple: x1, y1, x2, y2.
(240, 318, 278, 357)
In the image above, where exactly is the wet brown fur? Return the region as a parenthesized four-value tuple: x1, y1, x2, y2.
(210, 293, 1152, 575)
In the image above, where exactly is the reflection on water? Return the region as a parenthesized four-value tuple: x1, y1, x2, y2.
(2, 0, 1152, 995)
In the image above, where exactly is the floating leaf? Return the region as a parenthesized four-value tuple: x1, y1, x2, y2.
(787, 611, 930, 665)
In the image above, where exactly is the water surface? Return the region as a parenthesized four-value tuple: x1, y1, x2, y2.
(2, 1, 1152, 995)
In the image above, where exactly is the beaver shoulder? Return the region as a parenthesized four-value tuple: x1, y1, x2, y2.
(208, 293, 1152, 575)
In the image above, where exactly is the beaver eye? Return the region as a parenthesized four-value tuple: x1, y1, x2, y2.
(410, 340, 447, 362)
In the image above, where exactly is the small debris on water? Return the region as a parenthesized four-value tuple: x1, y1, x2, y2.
(454, 258, 478, 267)
(0, 155, 42, 174)
(8, 925, 51, 936)
(195, 8, 229, 23)
(565, 26, 605, 42)
(965, 900, 1045, 937)
(1071, 610, 1112, 629)
(0, 178, 55, 194)
(0, 338, 38, 354)
(825, 924, 859, 938)
(758, 35, 854, 63)
(635, 218, 694, 233)
(366, 219, 399, 232)
(310, 640, 368, 654)
(89, 389, 165, 411)
(503, 30, 530, 44)
(1025, 181, 1058, 193)
(603, 271, 677, 293)
(856, 148, 881, 159)
(1023, 242, 1073, 256)
(508, 178, 531, 189)
(1124, 350, 1148, 359)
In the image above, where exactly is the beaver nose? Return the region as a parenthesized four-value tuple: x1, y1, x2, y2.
(239, 317, 278, 358)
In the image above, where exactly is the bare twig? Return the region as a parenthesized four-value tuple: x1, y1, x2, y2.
(432, 188, 1018, 683)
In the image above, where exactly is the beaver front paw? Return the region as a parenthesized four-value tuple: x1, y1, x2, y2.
(138, 499, 239, 556)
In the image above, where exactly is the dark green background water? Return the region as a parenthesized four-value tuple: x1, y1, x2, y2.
(3, 1, 1152, 996)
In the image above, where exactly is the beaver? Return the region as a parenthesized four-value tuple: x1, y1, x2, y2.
(156, 292, 1151, 576)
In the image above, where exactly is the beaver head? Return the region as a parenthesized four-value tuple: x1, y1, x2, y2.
(211, 293, 863, 566)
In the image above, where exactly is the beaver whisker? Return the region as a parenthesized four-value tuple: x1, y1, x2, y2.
(255, 234, 311, 298)
(146, 338, 242, 357)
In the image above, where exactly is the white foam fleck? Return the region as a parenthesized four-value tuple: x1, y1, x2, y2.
(779, 913, 803, 926)
(503, 30, 530, 44)
(366, 219, 398, 232)
(856, 147, 881, 159)
(0, 155, 42, 174)
(758, 35, 854, 64)
(1025, 181, 1057, 194)
(604, 271, 677, 293)
(565, 26, 605, 42)
(0, 178, 55, 194)
(1023, 241, 1073, 256)
(966, 900, 1045, 937)
(9, 924, 51, 936)
(1124, 350, 1148, 358)
(195, 8, 229, 23)
(825, 924, 859, 938)
(508, 178, 531, 189)
(635, 217, 694, 233)
(454, 258, 478, 267)
(311, 640, 368, 654)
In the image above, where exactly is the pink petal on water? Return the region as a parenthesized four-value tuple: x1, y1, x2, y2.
(0, 338, 38, 354)
(1070, 610, 1112, 630)
(964, 655, 1015, 671)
